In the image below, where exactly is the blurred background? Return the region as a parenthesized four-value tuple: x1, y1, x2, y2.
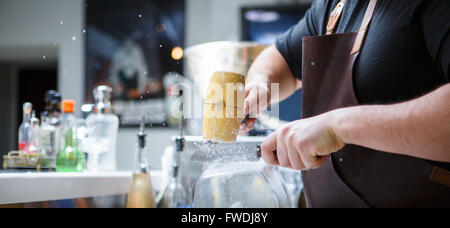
(0, 0, 312, 171)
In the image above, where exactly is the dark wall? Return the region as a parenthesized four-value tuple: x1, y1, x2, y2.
(17, 68, 58, 124)
(0, 64, 18, 165)
(0, 64, 57, 168)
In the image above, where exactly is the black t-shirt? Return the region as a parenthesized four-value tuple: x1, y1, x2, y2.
(276, 0, 450, 105)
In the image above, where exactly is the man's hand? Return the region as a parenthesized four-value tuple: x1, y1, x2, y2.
(240, 81, 270, 133)
(261, 112, 345, 170)
(239, 45, 301, 133)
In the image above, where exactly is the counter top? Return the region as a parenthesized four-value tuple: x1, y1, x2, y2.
(0, 171, 162, 205)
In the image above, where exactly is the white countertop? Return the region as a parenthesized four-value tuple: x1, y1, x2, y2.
(0, 171, 163, 205)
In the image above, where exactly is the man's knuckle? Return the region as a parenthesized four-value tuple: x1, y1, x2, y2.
(281, 127, 291, 136)
(297, 138, 307, 150)
(261, 143, 271, 152)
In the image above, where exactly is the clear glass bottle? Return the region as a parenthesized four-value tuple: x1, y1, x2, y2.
(56, 100, 85, 172)
(157, 164, 192, 208)
(51, 93, 63, 152)
(18, 102, 33, 153)
(27, 111, 41, 154)
(39, 117, 58, 164)
(156, 136, 193, 208)
(86, 86, 119, 171)
(126, 116, 154, 208)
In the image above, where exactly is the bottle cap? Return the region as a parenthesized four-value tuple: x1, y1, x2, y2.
(93, 85, 113, 114)
(62, 100, 75, 113)
(45, 90, 56, 102)
(93, 85, 113, 101)
(23, 102, 32, 114)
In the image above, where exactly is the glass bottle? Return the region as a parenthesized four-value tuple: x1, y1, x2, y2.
(27, 111, 41, 154)
(52, 93, 63, 152)
(86, 86, 119, 171)
(39, 93, 61, 168)
(50, 93, 62, 126)
(18, 102, 33, 153)
(39, 115, 57, 164)
(156, 115, 193, 208)
(126, 116, 154, 208)
(40, 90, 56, 123)
(56, 100, 85, 172)
(60, 100, 76, 130)
(157, 101, 193, 208)
(157, 163, 192, 208)
(56, 127, 85, 172)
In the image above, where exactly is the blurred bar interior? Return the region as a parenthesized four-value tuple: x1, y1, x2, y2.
(0, 0, 311, 208)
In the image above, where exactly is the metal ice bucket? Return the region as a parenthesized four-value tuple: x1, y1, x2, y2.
(182, 136, 292, 208)
(193, 160, 293, 208)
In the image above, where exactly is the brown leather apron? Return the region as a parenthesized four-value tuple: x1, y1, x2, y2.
(301, 0, 450, 208)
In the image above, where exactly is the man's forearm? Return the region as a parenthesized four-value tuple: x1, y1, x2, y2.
(247, 45, 301, 104)
(333, 84, 450, 162)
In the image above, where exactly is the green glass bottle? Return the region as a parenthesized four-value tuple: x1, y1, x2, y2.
(56, 100, 85, 172)
(56, 127, 85, 172)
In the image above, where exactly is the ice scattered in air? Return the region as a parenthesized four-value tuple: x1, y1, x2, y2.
(160, 45, 163, 48)
(138, 14, 142, 18)
(42, 56, 46, 60)
(60, 21, 64, 25)
(72, 36, 77, 41)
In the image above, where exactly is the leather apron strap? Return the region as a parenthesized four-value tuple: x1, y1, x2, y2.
(326, 0, 347, 35)
(326, 0, 378, 54)
(351, 0, 378, 54)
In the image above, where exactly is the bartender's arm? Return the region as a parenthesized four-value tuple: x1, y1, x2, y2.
(242, 45, 302, 131)
(243, 47, 450, 170)
(259, 83, 450, 170)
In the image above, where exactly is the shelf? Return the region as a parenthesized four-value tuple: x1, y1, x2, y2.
(0, 171, 162, 205)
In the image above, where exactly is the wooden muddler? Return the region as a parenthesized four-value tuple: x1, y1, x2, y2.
(202, 71, 245, 143)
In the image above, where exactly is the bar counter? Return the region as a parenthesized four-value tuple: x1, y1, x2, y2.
(0, 171, 162, 205)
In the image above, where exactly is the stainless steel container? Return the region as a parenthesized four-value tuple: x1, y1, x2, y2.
(183, 136, 292, 208)
(194, 160, 293, 208)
